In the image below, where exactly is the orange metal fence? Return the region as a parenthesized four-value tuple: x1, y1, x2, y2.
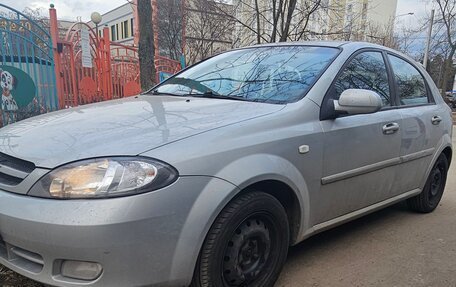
(49, 6, 182, 108)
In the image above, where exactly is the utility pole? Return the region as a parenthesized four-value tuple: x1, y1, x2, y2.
(423, 9, 435, 69)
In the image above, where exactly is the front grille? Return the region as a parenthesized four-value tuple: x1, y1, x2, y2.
(0, 237, 44, 274)
(0, 152, 35, 186)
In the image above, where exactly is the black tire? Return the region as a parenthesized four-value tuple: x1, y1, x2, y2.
(191, 191, 289, 287)
(407, 154, 449, 213)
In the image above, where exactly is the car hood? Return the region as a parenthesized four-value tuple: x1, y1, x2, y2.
(0, 95, 284, 168)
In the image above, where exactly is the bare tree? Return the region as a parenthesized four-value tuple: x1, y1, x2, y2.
(229, 0, 326, 45)
(363, 20, 400, 48)
(137, 0, 156, 90)
(156, 0, 184, 61)
(225, 0, 379, 47)
(185, 0, 234, 64)
(433, 0, 456, 93)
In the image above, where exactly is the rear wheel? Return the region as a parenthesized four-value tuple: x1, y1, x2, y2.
(191, 191, 289, 287)
(407, 154, 449, 213)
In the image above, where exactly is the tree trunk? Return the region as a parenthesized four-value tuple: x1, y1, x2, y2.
(271, 0, 277, 42)
(279, 0, 297, 42)
(254, 0, 261, 44)
(138, 0, 156, 91)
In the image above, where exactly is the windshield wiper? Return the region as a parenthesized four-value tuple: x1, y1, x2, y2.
(184, 91, 249, 102)
(149, 90, 182, 96)
(149, 90, 250, 102)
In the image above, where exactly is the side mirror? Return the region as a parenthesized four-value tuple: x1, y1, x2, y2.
(334, 89, 382, 116)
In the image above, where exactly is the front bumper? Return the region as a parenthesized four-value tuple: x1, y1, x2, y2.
(0, 176, 237, 287)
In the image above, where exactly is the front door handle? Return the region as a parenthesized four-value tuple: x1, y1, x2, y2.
(431, 116, 442, 125)
(383, 122, 400, 135)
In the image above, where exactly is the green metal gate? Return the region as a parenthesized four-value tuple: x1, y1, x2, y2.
(0, 4, 58, 126)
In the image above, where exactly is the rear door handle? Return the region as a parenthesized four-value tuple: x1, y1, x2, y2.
(382, 122, 400, 135)
(431, 116, 442, 125)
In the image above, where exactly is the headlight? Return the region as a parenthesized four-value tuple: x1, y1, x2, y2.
(29, 157, 178, 199)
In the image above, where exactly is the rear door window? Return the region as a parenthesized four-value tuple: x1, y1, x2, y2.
(388, 55, 430, 105)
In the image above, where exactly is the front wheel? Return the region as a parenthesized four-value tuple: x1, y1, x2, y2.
(191, 191, 289, 287)
(407, 154, 449, 213)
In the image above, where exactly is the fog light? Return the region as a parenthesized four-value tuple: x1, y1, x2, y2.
(61, 260, 102, 281)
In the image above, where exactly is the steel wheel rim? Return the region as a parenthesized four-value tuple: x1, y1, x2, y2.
(222, 214, 275, 286)
(429, 160, 445, 201)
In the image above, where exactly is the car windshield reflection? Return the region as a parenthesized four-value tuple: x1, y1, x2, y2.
(152, 46, 340, 104)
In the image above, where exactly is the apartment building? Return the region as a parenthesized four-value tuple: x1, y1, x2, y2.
(88, 3, 135, 45)
(328, 0, 398, 41)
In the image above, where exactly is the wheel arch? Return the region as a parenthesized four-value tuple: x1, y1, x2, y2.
(236, 179, 302, 245)
(212, 153, 313, 245)
(421, 135, 453, 189)
(442, 146, 452, 167)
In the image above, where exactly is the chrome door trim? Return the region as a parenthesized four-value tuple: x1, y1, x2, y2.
(321, 148, 435, 185)
(400, 147, 435, 163)
(321, 157, 401, 185)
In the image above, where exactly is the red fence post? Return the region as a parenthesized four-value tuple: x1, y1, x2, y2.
(49, 4, 64, 109)
(96, 37, 103, 101)
(68, 44, 78, 107)
(103, 26, 112, 100)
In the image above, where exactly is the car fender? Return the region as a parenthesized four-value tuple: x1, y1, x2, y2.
(212, 154, 310, 239)
(168, 176, 240, 286)
(169, 154, 311, 285)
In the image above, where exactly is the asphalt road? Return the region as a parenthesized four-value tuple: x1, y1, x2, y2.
(276, 127, 456, 287)
(1, 129, 455, 287)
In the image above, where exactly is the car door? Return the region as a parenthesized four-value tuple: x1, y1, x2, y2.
(386, 54, 445, 196)
(313, 50, 402, 225)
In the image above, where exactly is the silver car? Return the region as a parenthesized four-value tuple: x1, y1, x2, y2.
(0, 42, 452, 287)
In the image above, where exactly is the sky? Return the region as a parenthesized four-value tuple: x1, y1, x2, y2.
(1, 0, 432, 23)
(395, 0, 433, 31)
(1, 0, 128, 21)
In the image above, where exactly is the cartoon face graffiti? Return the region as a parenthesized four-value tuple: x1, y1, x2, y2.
(1, 69, 17, 97)
(0, 69, 19, 125)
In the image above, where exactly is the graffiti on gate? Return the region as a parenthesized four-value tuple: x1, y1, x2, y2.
(0, 4, 58, 127)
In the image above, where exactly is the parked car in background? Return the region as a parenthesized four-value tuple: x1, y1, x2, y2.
(0, 42, 452, 287)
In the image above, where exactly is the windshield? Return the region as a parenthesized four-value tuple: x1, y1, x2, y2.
(152, 46, 340, 104)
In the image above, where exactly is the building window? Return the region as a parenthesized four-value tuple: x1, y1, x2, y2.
(121, 21, 124, 39)
(131, 18, 134, 36)
(123, 20, 129, 38)
(116, 23, 119, 41)
(111, 25, 116, 41)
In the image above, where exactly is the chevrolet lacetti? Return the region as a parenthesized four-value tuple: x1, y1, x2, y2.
(0, 42, 452, 287)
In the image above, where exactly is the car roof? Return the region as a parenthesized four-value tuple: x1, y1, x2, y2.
(241, 41, 423, 69)
(243, 41, 384, 49)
